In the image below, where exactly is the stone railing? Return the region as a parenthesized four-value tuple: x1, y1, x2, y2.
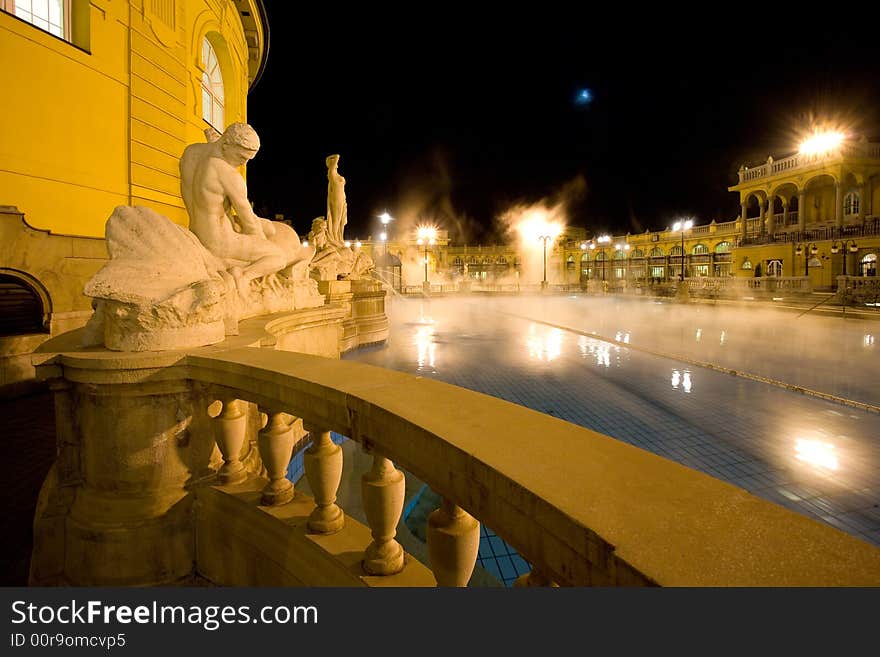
(839, 276, 880, 304)
(31, 313, 880, 587)
(737, 142, 880, 183)
(683, 276, 812, 296)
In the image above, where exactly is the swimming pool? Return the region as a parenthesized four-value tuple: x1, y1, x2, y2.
(343, 294, 880, 584)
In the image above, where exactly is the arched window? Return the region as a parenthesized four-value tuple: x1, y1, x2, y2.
(631, 249, 645, 258)
(844, 192, 860, 216)
(466, 256, 478, 265)
(581, 252, 591, 262)
(613, 250, 626, 261)
(496, 256, 507, 265)
(201, 38, 225, 130)
(0, 273, 48, 336)
(650, 247, 664, 257)
(595, 251, 607, 261)
(670, 245, 683, 256)
(482, 257, 493, 265)
(452, 257, 463, 266)
(691, 244, 709, 255)
(715, 241, 732, 253)
(861, 253, 877, 277)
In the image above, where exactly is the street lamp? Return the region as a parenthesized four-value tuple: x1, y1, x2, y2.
(830, 240, 858, 287)
(795, 242, 818, 277)
(417, 225, 438, 286)
(672, 220, 693, 281)
(538, 234, 553, 288)
(596, 234, 611, 282)
(378, 212, 393, 259)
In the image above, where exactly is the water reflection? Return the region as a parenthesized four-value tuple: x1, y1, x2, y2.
(527, 325, 563, 362)
(795, 438, 839, 471)
(720, 330, 726, 346)
(671, 369, 692, 393)
(866, 334, 875, 347)
(615, 331, 631, 344)
(414, 321, 437, 372)
(695, 328, 702, 342)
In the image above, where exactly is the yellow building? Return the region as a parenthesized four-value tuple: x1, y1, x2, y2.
(729, 138, 880, 287)
(0, 0, 267, 392)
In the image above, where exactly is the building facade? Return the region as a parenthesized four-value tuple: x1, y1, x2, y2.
(0, 0, 267, 392)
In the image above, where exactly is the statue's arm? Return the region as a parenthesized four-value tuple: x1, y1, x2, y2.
(223, 168, 264, 237)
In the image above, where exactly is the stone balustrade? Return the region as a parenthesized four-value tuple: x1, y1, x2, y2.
(737, 141, 880, 184)
(31, 311, 880, 587)
(186, 347, 880, 586)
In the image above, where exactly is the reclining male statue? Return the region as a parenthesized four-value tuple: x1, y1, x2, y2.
(179, 123, 313, 294)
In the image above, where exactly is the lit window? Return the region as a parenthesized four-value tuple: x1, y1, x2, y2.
(691, 244, 709, 255)
(3, 0, 68, 39)
(715, 241, 732, 253)
(844, 192, 860, 216)
(201, 38, 225, 131)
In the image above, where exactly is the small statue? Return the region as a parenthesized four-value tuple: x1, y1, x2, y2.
(325, 154, 348, 247)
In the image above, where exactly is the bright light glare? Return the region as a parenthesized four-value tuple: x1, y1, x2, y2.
(379, 212, 393, 225)
(302, 240, 309, 247)
(795, 439, 839, 470)
(517, 213, 563, 242)
(417, 225, 439, 242)
(673, 220, 693, 232)
(380, 232, 387, 241)
(344, 241, 351, 248)
(799, 130, 845, 156)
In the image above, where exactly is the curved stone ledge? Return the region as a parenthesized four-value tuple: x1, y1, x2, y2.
(186, 348, 880, 587)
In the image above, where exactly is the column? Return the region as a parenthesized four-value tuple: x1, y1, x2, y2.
(361, 451, 405, 575)
(303, 425, 345, 534)
(781, 199, 789, 230)
(835, 182, 843, 228)
(213, 398, 247, 484)
(426, 498, 480, 587)
(765, 197, 774, 236)
(256, 409, 295, 506)
(798, 190, 806, 232)
(857, 184, 865, 222)
(740, 201, 748, 240)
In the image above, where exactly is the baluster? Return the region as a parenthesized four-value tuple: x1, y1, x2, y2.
(361, 451, 405, 575)
(257, 409, 295, 505)
(303, 425, 344, 533)
(426, 497, 479, 587)
(513, 568, 560, 587)
(212, 398, 247, 484)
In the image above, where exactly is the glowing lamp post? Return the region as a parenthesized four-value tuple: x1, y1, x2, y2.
(596, 234, 611, 283)
(538, 234, 553, 289)
(378, 212, 393, 259)
(831, 240, 858, 282)
(672, 220, 693, 282)
(417, 225, 438, 288)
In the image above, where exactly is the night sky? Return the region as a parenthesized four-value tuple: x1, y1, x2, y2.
(246, 9, 880, 244)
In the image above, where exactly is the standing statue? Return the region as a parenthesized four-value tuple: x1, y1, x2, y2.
(325, 154, 347, 247)
(180, 123, 312, 293)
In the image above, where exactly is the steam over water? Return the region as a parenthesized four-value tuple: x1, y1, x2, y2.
(347, 294, 880, 548)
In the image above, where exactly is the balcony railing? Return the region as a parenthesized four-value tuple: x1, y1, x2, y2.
(737, 141, 880, 184)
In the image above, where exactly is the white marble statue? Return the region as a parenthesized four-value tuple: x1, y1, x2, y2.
(180, 123, 314, 293)
(325, 154, 347, 247)
(82, 123, 325, 351)
(307, 216, 374, 282)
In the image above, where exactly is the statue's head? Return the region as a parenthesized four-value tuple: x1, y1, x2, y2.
(220, 123, 260, 166)
(311, 216, 326, 232)
(326, 154, 340, 168)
